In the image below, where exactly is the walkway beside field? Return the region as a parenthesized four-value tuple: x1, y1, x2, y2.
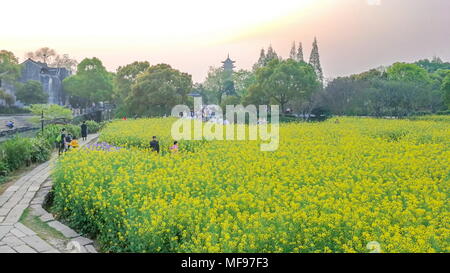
(0, 134, 99, 253)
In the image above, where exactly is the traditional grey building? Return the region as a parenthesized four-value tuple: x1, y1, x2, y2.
(18, 59, 70, 105)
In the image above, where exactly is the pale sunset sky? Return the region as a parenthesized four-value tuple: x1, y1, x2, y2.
(1, 0, 449, 82)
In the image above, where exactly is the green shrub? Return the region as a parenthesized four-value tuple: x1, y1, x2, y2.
(0, 160, 9, 176)
(0, 136, 52, 175)
(85, 120, 103, 133)
(37, 124, 62, 146)
(0, 137, 33, 171)
(29, 138, 52, 163)
(37, 123, 82, 146)
(66, 124, 81, 138)
(0, 119, 97, 178)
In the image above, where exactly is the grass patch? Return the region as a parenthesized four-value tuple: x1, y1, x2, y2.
(19, 207, 66, 242)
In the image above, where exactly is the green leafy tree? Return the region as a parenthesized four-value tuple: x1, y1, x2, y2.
(0, 50, 20, 108)
(322, 77, 371, 116)
(220, 95, 241, 111)
(27, 104, 73, 124)
(15, 80, 48, 105)
(368, 80, 425, 117)
(350, 68, 386, 81)
(203, 66, 228, 104)
(191, 83, 209, 103)
(245, 59, 320, 113)
(387, 63, 431, 85)
(114, 61, 150, 105)
(232, 69, 256, 99)
(125, 64, 192, 116)
(0, 50, 21, 85)
(322, 67, 443, 117)
(430, 69, 450, 90)
(386, 63, 437, 113)
(63, 57, 113, 107)
(0, 90, 15, 107)
(415, 57, 450, 73)
(442, 75, 450, 108)
(319, 59, 449, 116)
(223, 80, 236, 96)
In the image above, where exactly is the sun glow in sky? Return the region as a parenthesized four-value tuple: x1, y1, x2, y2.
(2, 0, 315, 40)
(0, 0, 314, 46)
(1, 0, 449, 82)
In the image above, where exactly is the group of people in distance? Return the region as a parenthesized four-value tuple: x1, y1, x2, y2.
(57, 121, 179, 156)
(149, 136, 178, 154)
(58, 121, 88, 156)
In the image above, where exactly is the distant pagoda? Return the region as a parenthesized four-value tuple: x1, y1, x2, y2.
(222, 54, 235, 72)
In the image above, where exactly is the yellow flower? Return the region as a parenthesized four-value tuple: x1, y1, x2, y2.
(51, 117, 450, 253)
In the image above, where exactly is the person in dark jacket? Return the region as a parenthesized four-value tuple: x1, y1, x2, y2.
(150, 136, 160, 153)
(81, 121, 88, 141)
(58, 128, 67, 156)
(65, 134, 73, 152)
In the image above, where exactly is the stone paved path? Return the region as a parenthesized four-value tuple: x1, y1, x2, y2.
(0, 134, 98, 253)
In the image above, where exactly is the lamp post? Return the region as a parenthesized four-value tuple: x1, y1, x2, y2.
(188, 92, 202, 119)
(40, 110, 44, 133)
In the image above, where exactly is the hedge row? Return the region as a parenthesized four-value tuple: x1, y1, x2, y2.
(0, 137, 51, 176)
(0, 120, 104, 179)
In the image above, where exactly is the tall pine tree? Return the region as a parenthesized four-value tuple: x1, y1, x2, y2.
(289, 41, 297, 60)
(309, 38, 323, 84)
(253, 48, 267, 71)
(297, 42, 304, 62)
(266, 45, 279, 62)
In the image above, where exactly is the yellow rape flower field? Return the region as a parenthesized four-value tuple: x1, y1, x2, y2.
(52, 117, 450, 253)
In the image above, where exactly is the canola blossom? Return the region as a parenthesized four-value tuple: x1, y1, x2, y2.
(98, 118, 208, 154)
(52, 117, 450, 253)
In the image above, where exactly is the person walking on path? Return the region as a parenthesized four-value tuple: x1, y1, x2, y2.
(81, 121, 88, 141)
(150, 136, 160, 154)
(58, 128, 67, 156)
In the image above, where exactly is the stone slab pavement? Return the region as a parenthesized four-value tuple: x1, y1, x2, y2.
(0, 133, 99, 253)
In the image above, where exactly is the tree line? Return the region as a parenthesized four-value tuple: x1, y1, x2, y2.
(1, 45, 449, 118)
(318, 58, 450, 117)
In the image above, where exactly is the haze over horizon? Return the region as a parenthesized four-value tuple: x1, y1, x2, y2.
(1, 0, 449, 82)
